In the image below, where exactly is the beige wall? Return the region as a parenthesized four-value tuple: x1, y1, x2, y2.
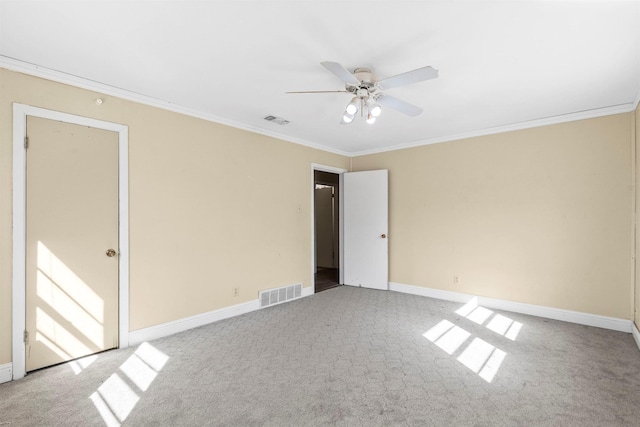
(636, 103, 640, 329)
(0, 69, 350, 364)
(1, 67, 637, 367)
(353, 114, 635, 319)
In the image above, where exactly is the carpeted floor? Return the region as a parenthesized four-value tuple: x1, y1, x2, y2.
(1, 286, 640, 426)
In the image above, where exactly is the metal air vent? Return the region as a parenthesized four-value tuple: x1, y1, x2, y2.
(263, 115, 290, 125)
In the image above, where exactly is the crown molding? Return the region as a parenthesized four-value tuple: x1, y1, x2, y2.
(353, 102, 638, 157)
(0, 56, 352, 157)
(2, 55, 637, 159)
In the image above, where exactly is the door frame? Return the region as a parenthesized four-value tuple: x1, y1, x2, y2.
(12, 103, 130, 379)
(311, 164, 346, 293)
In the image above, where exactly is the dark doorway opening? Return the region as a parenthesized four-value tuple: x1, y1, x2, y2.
(314, 170, 340, 293)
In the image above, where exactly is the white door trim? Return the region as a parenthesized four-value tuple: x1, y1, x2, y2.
(311, 164, 347, 292)
(12, 103, 129, 380)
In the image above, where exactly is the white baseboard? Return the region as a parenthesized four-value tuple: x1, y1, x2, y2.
(633, 323, 640, 351)
(0, 363, 12, 384)
(129, 299, 259, 346)
(129, 286, 314, 346)
(389, 282, 633, 333)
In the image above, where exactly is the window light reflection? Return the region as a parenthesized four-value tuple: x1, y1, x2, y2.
(69, 354, 98, 375)
(466, 306, 494, 325)
(423, 297, 523, 383)
(36, 308, 94, 358)
(424, 320, 471, 355)
(90, 342, 169, 426)
(90, 373, 139, 424)
(37, 241, 104, 321)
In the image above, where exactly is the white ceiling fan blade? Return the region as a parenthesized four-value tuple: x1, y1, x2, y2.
(321, 61, 361, 86)
(377, 66, 438, 90)
(286, 90, 349, 94)
(377, 94, 423, 117)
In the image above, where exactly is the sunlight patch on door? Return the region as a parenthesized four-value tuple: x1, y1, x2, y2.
(90, 342, 169, 426)
(33, 242, 106, 369)
(35, 331, 72, 361)
(36, 308, 94, 358)
(37, 241, 104, 321)
(36, 269, 104, 347)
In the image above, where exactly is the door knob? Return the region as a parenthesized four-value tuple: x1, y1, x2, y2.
(380, 234, 387, 239)
(106, 249, 118, 257)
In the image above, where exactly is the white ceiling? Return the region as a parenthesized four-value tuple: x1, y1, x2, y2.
(1, 1, 639, 156)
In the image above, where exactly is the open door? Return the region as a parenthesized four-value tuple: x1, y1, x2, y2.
(343, 170, 388, 290)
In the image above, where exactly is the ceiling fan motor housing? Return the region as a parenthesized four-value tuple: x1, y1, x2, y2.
(347, 69, 381, 100)
(352, 68, 376, 84)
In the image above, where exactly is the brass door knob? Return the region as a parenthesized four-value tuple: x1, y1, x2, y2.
(106, 249, 118, 257)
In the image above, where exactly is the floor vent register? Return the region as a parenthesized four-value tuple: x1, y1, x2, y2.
(259, 283, 302, 308)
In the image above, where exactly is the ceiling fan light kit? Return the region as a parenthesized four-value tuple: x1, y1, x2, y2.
(368, 100, 382, 117)
(342, 112, 355, 124)
(288, 61, 438, 125)
(346, 97, 359, 115)
(342, 89, 381, 125)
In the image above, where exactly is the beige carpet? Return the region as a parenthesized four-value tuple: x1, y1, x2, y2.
(1, 286, 640, 426)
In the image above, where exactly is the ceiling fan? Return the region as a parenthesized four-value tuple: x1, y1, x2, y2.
(287, 61, 438, 124)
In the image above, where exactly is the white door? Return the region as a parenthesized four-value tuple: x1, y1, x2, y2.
(343, 170, 388, 290)
(25, 116, 119, 372)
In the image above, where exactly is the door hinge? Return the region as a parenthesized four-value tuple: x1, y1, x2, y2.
(24, 329, 29, 344)
(24, 136, 29, 149)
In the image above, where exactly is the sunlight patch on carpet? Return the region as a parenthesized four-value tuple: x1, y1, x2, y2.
(424, 297, 523, 383)
(90, 342, 169, 426)
(69, 354, 98, 375)
(423, 320, 471, 355)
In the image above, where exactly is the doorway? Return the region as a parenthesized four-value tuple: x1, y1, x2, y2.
(12, 104, 130, 380)
(310, 165, 389, 293)
(314, 170, 340, 293)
